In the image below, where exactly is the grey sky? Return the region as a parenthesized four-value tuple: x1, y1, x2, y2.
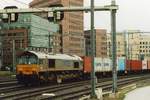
(0, 0, 150, 32)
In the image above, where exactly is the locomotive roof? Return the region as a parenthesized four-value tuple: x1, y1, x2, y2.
(23, 51, 82, 61)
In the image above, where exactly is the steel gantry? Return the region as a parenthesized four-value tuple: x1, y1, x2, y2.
(0, 6, 118, 13)
(0, 3, 118, 99)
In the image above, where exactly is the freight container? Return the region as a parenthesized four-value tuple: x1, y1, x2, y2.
(147, 61, 150, 70)
(94, 58, 112, 72)
(94, 58, 103, 72)
(82, 57, 91, 73)
(117, 57, 125, 71)
(142, 60, 147, 70)
(83, 57, 112, 73)
(103, 58, 112, 72)
(126, 60, 142, 71)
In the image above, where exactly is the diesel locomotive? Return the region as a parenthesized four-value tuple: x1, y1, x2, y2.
(16, 51, 83, 84)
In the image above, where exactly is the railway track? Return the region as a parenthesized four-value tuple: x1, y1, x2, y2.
(0, 81, 18, 88)
(0, 76, 16, 82)
(0, 74, 150, 100)
(39, 75, 150, 100)
(0, 77, 25, 96)
(0, 77, 18, 89)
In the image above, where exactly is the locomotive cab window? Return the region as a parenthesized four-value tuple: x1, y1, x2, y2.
(74, 62, 79, 68)
(18, 56, 27, 64)
(28, 56, 37, 64)
(18, 55, 38, 64)
(49, 59, 55, 68)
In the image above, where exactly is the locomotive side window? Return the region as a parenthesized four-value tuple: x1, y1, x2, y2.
(49, 59, 55, 68)
(74, 62, 79, 68)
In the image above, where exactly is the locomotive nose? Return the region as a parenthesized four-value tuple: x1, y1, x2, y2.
(17, 64, 39, 75)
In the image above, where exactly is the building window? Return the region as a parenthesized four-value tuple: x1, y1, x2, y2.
(143, 42, 145, 44)
(140, 42, 142, 44)
(140, 50, 142, 52)
(13, 33, 16, 36)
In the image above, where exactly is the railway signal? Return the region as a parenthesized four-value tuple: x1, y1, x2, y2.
(2, 6, 18, 23)
(0, 3, 118, 98)
(48, 4, 64, 22)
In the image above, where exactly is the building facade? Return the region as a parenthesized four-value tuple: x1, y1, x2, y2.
(1, 14, 59, 67)
(138, 34, 150, 60)
(107, 32, 126, 58)
(107, 31, 150, 60)
(84, 29, 107, 57)
(127, 32, 140, 60)
(29, 0, 85, 56)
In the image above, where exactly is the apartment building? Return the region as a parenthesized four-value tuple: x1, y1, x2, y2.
(84, 29, 107, 57)
(107, 32, 126, 58)
(107, 31, 150, 60)
(29, 0, 85, 56)
(139, 34, 150, 60)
